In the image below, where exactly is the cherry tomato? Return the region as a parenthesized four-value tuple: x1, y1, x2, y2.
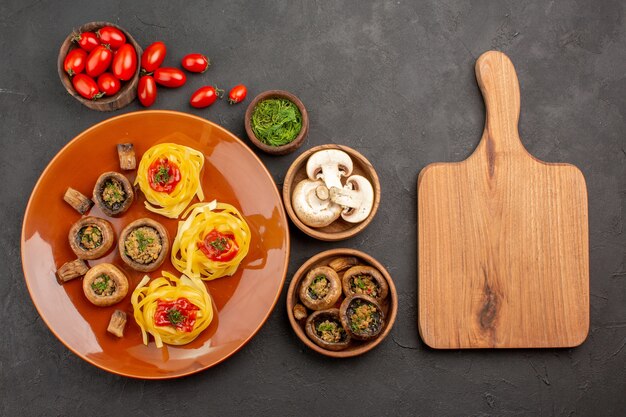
(72, 74, 103, 100)
(189, 86, 223, 108)
(141, 41, 167, 73)
(72, 32, 99, 52)
(138, 75, 157, 107)
(85, 45, 113, 78)
(228, 84, 247, 104)
(97, 73, 121, 96)
(111, 44, 137, 81)
(147, 158, 181, 193)
(153, 67, 186, 88)
(64, 48, 87, 76)
(97, 26, 126, 50)
(197, 229, 239, 262)
(181, 53, 210, 73)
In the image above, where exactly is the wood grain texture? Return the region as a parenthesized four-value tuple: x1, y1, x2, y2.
(417, 51, 589, 349)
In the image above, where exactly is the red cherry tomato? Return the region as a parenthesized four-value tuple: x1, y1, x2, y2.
(64, 49, 87, 76)
(141, 41, 167, 73)
(189, 86, 223, 108)
(228, 84, 247, 104)
(97, 73, 121, 96)
(72, 74, 103, 100)
(197, 229, 239, 262)
(181, 53, 210, 73)
(153, 67, 186, 88)
(138, 75, 157, 107)
(97, 26, 126, 50)
(85, 45, 113, 78)
(73, 32, 99, 52)
(111, 44, 137, 81)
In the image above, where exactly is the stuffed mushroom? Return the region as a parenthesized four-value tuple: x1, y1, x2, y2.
(93, 171, 134, 216)
(82, 263, 129, 307)
(118, 218, 169, 272)
(298, 266, 342, 310)
(339, 294, 385, 341)
(305, 308, 351, 351)
(68, 216, 115, 260)
(341, 265, 389, 302)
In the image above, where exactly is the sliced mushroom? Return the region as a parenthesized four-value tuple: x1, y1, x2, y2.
(118, 218, 169, 272)
(293, 304, 308, 321)
(107, 310, 127, 338)
(63, 187, 93, 214)
(82, 263, 129, 307)
(329, 175, 374, 224)
(328, 256, 359, 273)
(117, 143, 136, 171)
(93, 171, 134, 217)
(291, 179, 342, 228)
(56, 258, 89, 283)
(342, 265, 389, 302)
(339, 294, 385, 341)
(68, 217, 115, 260)
(299, 266, 342, 310)
(306, 149, 353, 190)
(305, 308, 351, 351)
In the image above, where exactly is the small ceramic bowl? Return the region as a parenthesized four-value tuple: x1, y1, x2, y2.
(58, 22, 142, 111)
(286, 248, 397, 358)
(283, 144, 380, 241)
(244, 90, 309, 155)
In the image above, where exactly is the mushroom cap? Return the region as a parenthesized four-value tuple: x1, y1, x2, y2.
(341, 265, 389, 301)
(93, 171, 134, 217)
(118, 217, 170, 272)
(82, 263, 129, 307)
(298, 265, 342, 310)
(305, 308, 351, 351)
(339, 294, 385, 341)
(305, 149, 353, 190)
(334, 175, 374, 224)
(292, 179, 342, 228)
(68, 216, 115, 260)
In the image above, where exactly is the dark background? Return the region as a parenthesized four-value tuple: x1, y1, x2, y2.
(1, 0, 625, 416)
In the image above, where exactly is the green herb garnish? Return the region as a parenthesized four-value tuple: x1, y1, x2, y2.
(167, 308, 184, 325)
(91, 274, 110, 294)
(251, 98, 302, 146)
(317, 322, 336, 332)
(355, 276, 366, 289)
(210, 237, 228, 251)
(154, 166, 170, 184)
(135, 230, 154, 252)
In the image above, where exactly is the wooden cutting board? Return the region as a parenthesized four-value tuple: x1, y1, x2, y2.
(417, 51, 589, 349)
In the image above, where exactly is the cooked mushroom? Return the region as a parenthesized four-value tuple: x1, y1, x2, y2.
(68, 216, 115, 260)
(328, 256, 359, 272)
(82, 263, 129, 307)
(107, 310, 127, 338)
(117, 143, 136, 171)
(305, 149, 353, 190)
(305, 309, 351, 351)
(63, 187, 93, 214)
(93, 171, 134, 217)
(118, 218, 169, 272)
(299, 266, 342, 310)
(329, 175, 374, 224)
(293, 304, 308, 321)
(56, 258, 89, 283)
(342, 265, 389, 302)
(291, 179, 342, 228)
(339, 294, 385, 341)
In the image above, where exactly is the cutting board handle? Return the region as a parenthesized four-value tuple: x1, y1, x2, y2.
(474, 51, 526, 157)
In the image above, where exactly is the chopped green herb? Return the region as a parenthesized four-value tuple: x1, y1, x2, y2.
(91, 274, 110, 294)
(317, 322, 336, 332)
(210, 237, 228, 252)
(135, 230, 154, 252)
(154, 166, 170, 184)
(251, 98, 302, 147)
(167, 308, 184, 325)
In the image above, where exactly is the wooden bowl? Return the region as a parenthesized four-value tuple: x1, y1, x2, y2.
(244, 90, 309, 155)
(283, 144, 380, 241)
(57, 22, 142, 111)
(286, 248, 397, 358)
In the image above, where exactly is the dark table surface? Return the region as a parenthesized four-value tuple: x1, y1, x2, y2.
(2, 0, 625, 416)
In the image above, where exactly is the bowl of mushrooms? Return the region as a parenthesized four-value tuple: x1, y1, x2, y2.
(283, 144, 380, 241)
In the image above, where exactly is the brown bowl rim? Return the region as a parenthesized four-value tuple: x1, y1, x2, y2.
(57, 21, 143, 111)
(282, 144, 381, 241)
(286, 248, 397, 358)
(244, 90, 309, 155)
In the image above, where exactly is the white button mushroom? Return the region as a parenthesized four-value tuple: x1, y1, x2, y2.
(328, 175, 374, 223)
(291, 179, 343, 228)
(306, 149, 353, 190)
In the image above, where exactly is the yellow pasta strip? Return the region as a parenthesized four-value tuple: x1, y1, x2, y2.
(130, 271, 213, 348)
(135, 143, 205, 219)
(171, 201, 251, 281)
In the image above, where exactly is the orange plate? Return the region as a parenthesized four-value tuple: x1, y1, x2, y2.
(21, 110, 290, 379)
